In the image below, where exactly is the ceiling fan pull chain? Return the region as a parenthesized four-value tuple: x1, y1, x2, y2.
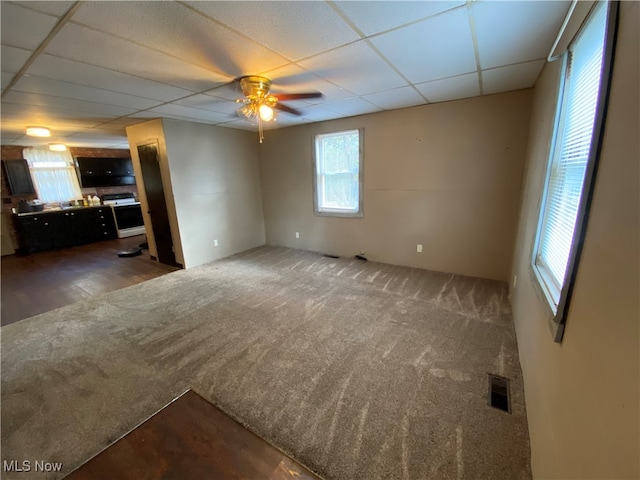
(258, 115, 264, 144)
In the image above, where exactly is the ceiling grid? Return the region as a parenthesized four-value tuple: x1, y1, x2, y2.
(0, 0, 570, 148)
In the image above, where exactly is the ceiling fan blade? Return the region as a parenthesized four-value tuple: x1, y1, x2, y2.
(274, 103, 302, 116)
(273, 92, 323, 101)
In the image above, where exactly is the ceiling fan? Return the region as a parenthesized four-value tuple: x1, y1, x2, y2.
(234, 75, 323, 143)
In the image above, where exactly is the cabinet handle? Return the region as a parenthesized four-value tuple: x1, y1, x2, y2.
(101, 223, 105, 226)
(100, 216, 104, 219)
(44, 222, 48, 226)
(87, 171, 93, 174)
(70, 212, 74, 216)
(106, 170, 112, 174)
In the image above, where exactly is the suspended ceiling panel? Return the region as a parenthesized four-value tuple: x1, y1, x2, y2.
(0, 0, 570, 148)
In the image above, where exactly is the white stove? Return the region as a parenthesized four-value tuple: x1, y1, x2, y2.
(102, 193, 145, 238)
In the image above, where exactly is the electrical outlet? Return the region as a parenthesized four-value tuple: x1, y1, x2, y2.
(295, 232, 300, 239)
(417, 244, 423, 253)
(214, 239, 219, 247)
(513, 275, 517, 289)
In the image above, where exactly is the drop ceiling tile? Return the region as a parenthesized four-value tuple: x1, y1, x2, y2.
(0, 106, 100, 131)
(144, 104, 232, 124)
(370, 7, 476, 84)
(1, 45, 32, 72)
(334, 1, 464, 36)
(173, 94, 240, 115)
(0, 2, 58, 50)
(322, 97, 382, 117)
(482, 60, 545, 95)
(263, 64, 354, 104)
(3, 91, 138, 118)
(43, 23, 230, 92)
(416, 72, 480, 103)
(363, 86, 425, 110)
(27, 55, 193, 101)
(64, 131, 130, 148)
(2, 72, 15, 90)
(72, 1, 289, 77)
(12, 75, 161, 110)
(472, 1, 569, 69)
(302, 106, 348, 123)
(0, 133, 23, 144)
(184, 1, 359, 61)
(299, 41, 407, 96)
(13, 1, 77, 17)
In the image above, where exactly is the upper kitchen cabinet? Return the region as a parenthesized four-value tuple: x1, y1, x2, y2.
(3, 159, 36, 195)
(76, 157, 136, 187)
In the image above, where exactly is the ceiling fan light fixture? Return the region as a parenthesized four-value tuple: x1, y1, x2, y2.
(26, 126, 51, 137)
(259, 104, 275, 122)
(49, 143, 67, 152)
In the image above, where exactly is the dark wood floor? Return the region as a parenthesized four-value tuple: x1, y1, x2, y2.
(1, 235, 179, 326)
(66, 390, 320, 480)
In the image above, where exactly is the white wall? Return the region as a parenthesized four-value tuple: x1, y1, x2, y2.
(161, 119, 265, 268)
(510, 2, 639, 478)
(259, 90, 532, 281)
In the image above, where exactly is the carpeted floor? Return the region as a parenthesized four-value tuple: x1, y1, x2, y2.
(1, 246, 531, 480)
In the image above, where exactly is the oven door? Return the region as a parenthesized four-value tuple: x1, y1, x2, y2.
(111, 203, 145, 238)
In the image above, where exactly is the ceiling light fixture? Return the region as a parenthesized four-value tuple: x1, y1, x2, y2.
(26, 127, 51, 137)
(236, 76, 278, 143)
(259, 104, 274, 122)
(49, 143, 67, 152)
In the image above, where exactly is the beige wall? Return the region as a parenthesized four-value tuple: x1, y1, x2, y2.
(127, 118, 265, 269)
(259, 90, 532, 281)
(509, 2, 639, 479)
(162, 118, 265, 268)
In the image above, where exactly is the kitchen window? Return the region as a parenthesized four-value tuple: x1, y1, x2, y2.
(23, 148, 82, 203)
(531, 0, 616, 341)
(313, 129, 363, 217)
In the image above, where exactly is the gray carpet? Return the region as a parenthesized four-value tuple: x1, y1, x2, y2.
(1, 246, 531, 480)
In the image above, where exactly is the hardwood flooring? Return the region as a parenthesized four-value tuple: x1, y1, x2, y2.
(1, 235, 179, 326)
(65, 390, 320, 480)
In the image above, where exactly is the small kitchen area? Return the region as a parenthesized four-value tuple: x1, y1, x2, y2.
(1, 144, 178, 326)
(2, 145, 145, 254)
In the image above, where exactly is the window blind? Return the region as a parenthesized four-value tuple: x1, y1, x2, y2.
(535, 1, 607, 305)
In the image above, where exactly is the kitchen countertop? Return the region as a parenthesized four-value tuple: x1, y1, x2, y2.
(15, 204, 108, 217)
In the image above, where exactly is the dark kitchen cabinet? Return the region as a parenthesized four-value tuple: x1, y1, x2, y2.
(15, 214, 61, 252)
(85, 207, 117, 242)
(15, 206, 117, 254)
(76, 157, 135, 187)
(3, 159, 35, 195)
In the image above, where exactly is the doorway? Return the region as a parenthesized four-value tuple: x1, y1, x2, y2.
(137, 142, 180, 268)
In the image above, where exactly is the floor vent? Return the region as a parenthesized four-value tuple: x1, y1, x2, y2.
(488, 374, 511, 413)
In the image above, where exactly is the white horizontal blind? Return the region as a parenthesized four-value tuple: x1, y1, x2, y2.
(535, 1, 607, 305)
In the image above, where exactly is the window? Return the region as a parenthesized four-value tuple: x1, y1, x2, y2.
(313, 129, 363, 217)
(23, 148, 82, 203)
(532, 1, 615, 340)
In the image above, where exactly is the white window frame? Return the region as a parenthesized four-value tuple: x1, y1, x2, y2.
(531, 0, 617, 342)
(312, 128, 364, 218)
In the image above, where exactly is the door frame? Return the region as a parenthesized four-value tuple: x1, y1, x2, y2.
(134, 139, 183, 268)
